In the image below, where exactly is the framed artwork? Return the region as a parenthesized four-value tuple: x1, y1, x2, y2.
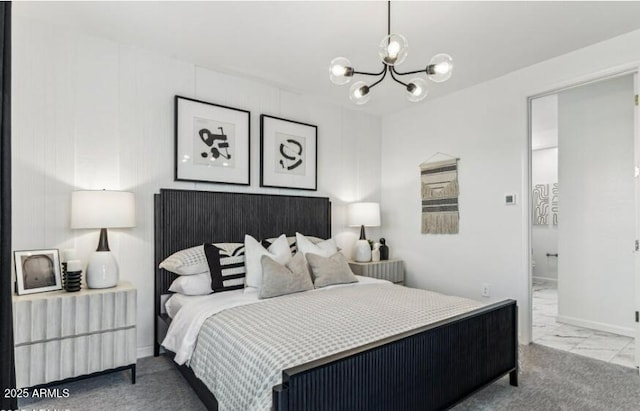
(175, 95, 251, 185)
(260, 114, 318, 191)
(532, 184, 549, 225)
(14, 249, 62, 295)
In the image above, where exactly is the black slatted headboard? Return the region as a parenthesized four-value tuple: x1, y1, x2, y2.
(154, 189, 331, 354)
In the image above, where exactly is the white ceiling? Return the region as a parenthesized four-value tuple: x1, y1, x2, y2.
(14, 1, 640, 115)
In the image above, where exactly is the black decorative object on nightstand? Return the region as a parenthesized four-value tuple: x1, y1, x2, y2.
(379, 238, 389, 260)
(62, 260, 83, 292)
(63, 267, 82, 292)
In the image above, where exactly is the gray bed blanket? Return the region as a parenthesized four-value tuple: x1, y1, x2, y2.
(189, 283, 482, 411)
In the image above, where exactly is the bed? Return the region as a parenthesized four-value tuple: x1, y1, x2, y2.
(154, 188, 518, 411)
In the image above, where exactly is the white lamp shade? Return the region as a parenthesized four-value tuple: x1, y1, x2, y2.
(347, 202, 381, 227)
(71, 190, 136, 229)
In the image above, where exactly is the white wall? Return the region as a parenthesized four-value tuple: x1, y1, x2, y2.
(557, 75, 635, 336)
(381, 28, 640, 343)
(12, 17, 382, 357)
(531, 149, 558, 184)
(531, 147, 558, 281)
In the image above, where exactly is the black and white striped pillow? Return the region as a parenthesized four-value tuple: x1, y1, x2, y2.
(203, 242, 246, 293)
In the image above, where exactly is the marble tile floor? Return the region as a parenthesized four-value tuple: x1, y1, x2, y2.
(532, 278, 637, 369)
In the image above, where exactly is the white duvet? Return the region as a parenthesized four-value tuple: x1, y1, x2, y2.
(161, 275, 391, 365)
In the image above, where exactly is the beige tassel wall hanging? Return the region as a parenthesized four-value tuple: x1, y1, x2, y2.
(420, 154, 459, 234)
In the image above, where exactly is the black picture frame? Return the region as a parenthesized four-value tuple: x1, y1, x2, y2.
(175, 95, 251, 185)
(14, 249, 62, 295)
(260, 114, 318, 191)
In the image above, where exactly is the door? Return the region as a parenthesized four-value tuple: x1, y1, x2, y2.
(557, 74, 636, 340)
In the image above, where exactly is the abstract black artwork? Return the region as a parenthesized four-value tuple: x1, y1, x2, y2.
(175, 96, 250, 185)
(197, 124, 233, 166)
(276, 134, 305, 174)
(260, 115, 317, 190)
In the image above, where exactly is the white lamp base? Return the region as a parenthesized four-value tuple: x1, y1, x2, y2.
(354, 239, 372, 262)
(87, 251, 119, 288)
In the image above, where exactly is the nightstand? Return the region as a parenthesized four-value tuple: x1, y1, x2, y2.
(12, 282, 137, 389)
(349, 260, 405, 285)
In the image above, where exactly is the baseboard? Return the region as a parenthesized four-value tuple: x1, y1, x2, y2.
(532, 276, 557, 283)
(137, 345, 155, 359)
(556, 315, 634, 337)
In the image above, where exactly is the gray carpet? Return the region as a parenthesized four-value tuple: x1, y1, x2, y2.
(20, 343, 640, 411)
(19, 355, 206, 411)
(452, 344, 640, 411)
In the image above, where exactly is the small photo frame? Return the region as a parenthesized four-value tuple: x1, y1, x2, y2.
(260, 114, 317, 191)
(175, 95, 251, 185)
(14, 249, 62, 295)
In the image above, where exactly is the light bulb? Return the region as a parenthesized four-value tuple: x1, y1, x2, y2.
(329, 57, 354, 85)
(349, 81, 371, 105)
(387, 41, 401, 59)
(331, 65, 346, 77)
(426, 53, 453, 83)
(406, 78, 428, 102)
(378, 34, 408, 66)
(434, 61, 451, 75)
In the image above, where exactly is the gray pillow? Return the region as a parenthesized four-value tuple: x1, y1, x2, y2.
(306, 252, 358, 288)
(259, 253, 314, 299)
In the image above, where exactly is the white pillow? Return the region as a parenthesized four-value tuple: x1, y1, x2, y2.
(244, 234, 292, 290)
(159, 245, 208, 275)
(165, 293, 210, 318)
(296, 232, 338, 258)
(168, 273, 212, 296)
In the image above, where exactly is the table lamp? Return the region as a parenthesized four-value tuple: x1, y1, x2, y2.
(71, 190, 135, 288)
(348, 202, 380, 262)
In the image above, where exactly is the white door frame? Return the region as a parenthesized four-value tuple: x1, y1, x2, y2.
(526, 65, 640, 371)
(634, 72, 640, 372)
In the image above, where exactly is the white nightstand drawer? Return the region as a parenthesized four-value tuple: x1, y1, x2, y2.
(349, 260, 405, 285)
(12, 282, 137, 388)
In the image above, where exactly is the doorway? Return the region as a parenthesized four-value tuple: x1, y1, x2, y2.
(529, 73, 637, 369)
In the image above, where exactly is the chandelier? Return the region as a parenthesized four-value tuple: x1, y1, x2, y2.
(329, 1, 453, 105)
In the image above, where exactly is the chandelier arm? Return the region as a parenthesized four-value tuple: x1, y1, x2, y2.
(353, 63, 387, 77)
(389, 66, 409, 87)
(368, 66, 389, 89)
(391, 66, 427, 76)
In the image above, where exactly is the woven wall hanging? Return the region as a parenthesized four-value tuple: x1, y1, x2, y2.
(420, 156, 459, 234)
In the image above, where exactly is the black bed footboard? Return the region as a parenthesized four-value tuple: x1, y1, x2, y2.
(273, 300, 517, 411)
